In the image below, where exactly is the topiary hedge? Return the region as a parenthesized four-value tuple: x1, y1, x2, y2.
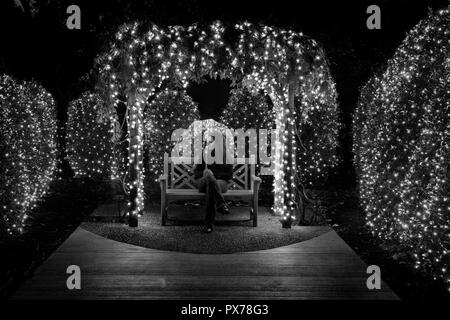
(0, 74, 58, 235)
(221, 85, 340, 189)
(353, 8, 449, 286)
(66, 92, 121, 180)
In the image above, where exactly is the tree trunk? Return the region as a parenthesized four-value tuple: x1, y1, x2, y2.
(126, 91, 142, 227)
(281, 79, 294, 228)
(282, 69, 305, 227)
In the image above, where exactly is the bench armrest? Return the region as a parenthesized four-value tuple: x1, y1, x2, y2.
(159, 174, 168, 191)
(251, 175, 262, 192)
(251, 175, 262, 183)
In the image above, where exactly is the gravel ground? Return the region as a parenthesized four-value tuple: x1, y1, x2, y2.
(82, 205, 330, 254)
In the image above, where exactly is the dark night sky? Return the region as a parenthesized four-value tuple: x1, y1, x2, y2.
(0, 0, 448, 184)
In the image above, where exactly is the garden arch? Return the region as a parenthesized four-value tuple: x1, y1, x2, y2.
(97, 21, 338, 227)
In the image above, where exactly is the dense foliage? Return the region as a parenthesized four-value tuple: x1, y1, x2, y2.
(66, 92, 122, 180)
(221, 86, 340, 187)
(353, 8, 449, 286)
(220, 87, 275, 131)
(144, 88, 199, 182)
(0, 74, 58, 235)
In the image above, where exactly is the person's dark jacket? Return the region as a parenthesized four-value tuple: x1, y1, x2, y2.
(194, 163, 233, 181)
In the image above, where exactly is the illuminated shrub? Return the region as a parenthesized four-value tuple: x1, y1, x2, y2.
(66, 92, 122, 180)
(0, 74, 58, 235)
(295, 88, 341, 187)
(221, 86, 340, 187)
(221, 87, 275, 131)
(144, 88, 199, 182)
(353, 8, 449, 285)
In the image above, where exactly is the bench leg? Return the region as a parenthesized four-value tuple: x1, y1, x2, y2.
(162, 207, 168, 226)
(117, 200, 121, 218)
(252, 200, 258, 227)
(161, 198, 167, 226)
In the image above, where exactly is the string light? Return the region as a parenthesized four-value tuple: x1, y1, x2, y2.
(354, 7, 449, 288)
(0, 74, 58, 235)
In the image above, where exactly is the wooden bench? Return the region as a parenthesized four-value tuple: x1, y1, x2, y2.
(159, 153, 261, 227)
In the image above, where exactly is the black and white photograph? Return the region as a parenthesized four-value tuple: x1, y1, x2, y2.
(0, 0, 449, 312)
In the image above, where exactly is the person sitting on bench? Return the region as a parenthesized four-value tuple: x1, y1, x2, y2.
(194, 161, 233, 233)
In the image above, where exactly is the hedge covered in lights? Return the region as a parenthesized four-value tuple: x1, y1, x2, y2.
(144, 88, 199, 182)
(221, 86, 340, 187)
(353, 8, 449, 286)
(296, 93, 340, 187)
(221, 87, 274, 131)
(66, 92, 121, 180)
(0, 74, 58, 235)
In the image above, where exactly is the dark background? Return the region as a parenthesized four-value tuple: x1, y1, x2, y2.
(0, 0, 448, 186)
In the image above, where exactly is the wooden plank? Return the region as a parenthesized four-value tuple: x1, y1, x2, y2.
(166, 189, 254, 202)
(13, 227, 398, 300)
(166, 155, 256, 192)
(167, 189, 253, 196)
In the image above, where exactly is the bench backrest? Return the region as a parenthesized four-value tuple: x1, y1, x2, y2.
(163, 153, 255, 191)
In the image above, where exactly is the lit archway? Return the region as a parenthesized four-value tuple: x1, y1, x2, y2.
(97, 21, 339, 227)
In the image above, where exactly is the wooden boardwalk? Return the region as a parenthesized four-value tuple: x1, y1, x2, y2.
(13, 227, 398, 300)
